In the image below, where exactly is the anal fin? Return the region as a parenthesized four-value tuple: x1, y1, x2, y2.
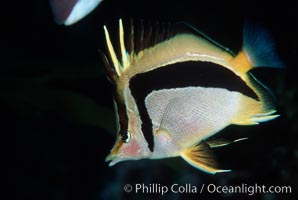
(206, 138, 248, 148)
(180, 141, 230, 174)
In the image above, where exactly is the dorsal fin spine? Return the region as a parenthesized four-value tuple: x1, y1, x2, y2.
(119, 19, 130, 70)
(104, 25, 121, 76)
(129, 19, 135, 61)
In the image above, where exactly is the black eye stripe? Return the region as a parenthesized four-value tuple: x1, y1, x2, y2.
(114, 91, 129, 132)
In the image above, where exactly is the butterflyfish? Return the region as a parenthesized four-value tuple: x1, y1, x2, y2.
(102, 19, 284, 174)
(49, 0, 103, 25)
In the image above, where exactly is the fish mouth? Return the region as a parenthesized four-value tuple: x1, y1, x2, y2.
(105, 153, 114, 163)
(105, 153, 128, 166)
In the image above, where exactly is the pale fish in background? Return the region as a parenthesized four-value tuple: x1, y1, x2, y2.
(49, 0, 103, 25)
(102, 19, 284, 174)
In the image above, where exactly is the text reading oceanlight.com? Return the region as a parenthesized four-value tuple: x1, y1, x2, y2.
(123, 183, 292, 196)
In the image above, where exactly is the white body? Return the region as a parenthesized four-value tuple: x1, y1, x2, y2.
(146, 87, 244, 158)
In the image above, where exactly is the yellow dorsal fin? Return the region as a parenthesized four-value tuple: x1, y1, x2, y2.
(103, 19, 236, 79)
(180, 141, 231, 174)
(230, 50, 253, 78)
(206, 138, 248, 148)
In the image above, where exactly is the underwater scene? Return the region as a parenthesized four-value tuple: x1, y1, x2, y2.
(9, 0, 297, 199)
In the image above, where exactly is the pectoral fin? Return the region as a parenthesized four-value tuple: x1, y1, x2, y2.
(206, 137, 248, 148)
(180, 141, 231, 174)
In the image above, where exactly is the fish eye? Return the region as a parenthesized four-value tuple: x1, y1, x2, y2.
(119, 130, 131, 143)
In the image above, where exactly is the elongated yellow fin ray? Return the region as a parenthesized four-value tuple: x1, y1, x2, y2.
(104, 25, 121, 76)
(180, 141, 230, 174)
(119, 19, 130, 69)
(206, 138, 248, 148)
